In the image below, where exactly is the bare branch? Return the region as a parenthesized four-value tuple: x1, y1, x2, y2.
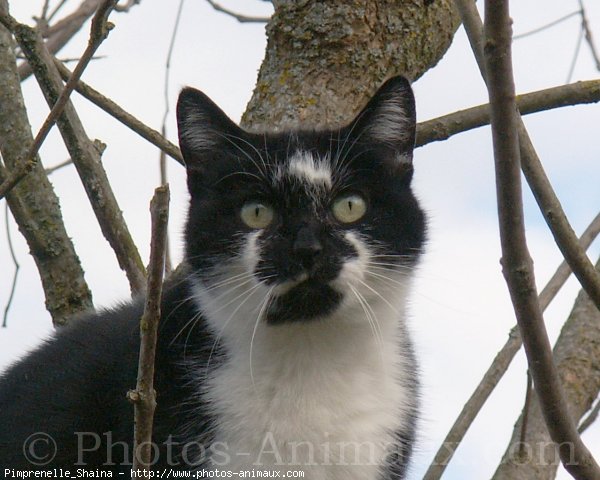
(45, 158, 73, 175)
(483, 1, 598, 478)
(18, 0, 119, 182)
(15, 12, 147, 295)
(127, 185, 170, 471)
(54, 60, 184, 165)
(422, 211, 600, 480)
(155, 0, 184, 273)
(566, 27, 584, 84)
(2, 202, 20, 328)
(579, 0, 600, 71)
(513, 11, 581, 40)
(416, 79, 600, 147)
(454, 0, 600, 331)
(578, 396, 600, 434)
(493, 257, 600, 479)
(206, 0, 270, 23)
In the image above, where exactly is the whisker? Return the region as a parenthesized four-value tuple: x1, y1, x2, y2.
(204, 282, 264, 376)
(347, 283, 385, 364)
(249, 286, 275, 390)
(354, 278, 399, 314)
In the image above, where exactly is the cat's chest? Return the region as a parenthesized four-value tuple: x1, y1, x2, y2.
(199, 319, 412, 479)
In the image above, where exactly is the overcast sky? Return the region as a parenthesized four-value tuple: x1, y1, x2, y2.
(1, 1, 599, 479)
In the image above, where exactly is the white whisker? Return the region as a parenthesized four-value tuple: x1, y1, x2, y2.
(249, 286, 275, 390)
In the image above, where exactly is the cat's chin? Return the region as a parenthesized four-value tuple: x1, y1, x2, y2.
(265, 280, 343, 325)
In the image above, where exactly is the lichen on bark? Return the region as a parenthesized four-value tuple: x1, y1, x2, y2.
(242, 0, 460, 130)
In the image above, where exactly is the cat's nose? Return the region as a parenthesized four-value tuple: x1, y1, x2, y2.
(293, 225, 323, 268)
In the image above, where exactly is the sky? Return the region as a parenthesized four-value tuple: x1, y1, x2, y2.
(1, 1, 599, 479)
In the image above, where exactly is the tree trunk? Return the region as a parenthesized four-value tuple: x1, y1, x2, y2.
(492, 256, 600, 480)
(241, 0, 460, 130)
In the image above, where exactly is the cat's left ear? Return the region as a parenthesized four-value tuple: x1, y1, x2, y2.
(343, 76, 416, 163)
(176, 87, 248, 171)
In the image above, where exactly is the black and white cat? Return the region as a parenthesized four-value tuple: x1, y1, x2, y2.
(0, 76, 426, 479)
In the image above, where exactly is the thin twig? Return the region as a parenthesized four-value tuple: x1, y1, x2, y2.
(415, 79, 600, 147)
(2, 202, 19, 328)
(40, 0, 51, 23)
(566, 26, 584, 84)
(127, 185, 170, 471)
(579, 0, 600, 71)
(47, 0, 69, 23)
(54, 60, 183, 165)
(422, 211, 600, 480)
(44, 158, 73, 175)
(513, 11, 581, 40)
(483, 2, 599, 479)
(578, 396, 600, 434)
(157, 0, 184, 273)
(206, 0, 270, 23)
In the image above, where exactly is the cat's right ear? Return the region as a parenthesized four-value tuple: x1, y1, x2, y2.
(176, 87, 247, 172)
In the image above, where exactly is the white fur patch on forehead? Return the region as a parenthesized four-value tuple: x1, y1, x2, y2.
(286, 151, 332, 188)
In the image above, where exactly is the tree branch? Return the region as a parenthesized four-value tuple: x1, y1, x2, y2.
(54, 60, 183, 165)
(422, 211, 600, 480)
(482, 1, 599, 478)
(206, 0, 270, 23)
(578, 396, 600, 434)
(493, 255, 600, 480)
(14, 12, 147, 295)
(127, 185, 170, 471)
(454, 0, 600, 318)
(7, 0, 118, 196)
(415, 79, 600, 147)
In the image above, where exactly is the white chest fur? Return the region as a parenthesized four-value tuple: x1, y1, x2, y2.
(192, 281, 416, 480)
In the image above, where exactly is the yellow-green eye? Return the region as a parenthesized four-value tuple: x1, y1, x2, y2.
(332, 194, 367, 223)
(240, 202, 274, 229)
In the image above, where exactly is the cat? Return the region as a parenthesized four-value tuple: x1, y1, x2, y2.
(0, 76, 426, 480)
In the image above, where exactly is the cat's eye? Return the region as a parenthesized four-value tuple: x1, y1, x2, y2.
(331, 194, 367, 224)
(240, 202, 274, 229)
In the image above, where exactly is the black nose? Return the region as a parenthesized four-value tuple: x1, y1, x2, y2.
(293, 225, 323, 269)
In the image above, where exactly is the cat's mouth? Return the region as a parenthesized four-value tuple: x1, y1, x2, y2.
(265, 277, 343, 324)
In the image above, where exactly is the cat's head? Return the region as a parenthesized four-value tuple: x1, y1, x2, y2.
(177, 77, 425, 325)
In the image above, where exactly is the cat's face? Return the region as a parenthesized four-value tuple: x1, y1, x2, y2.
(177, 77, 425, 325)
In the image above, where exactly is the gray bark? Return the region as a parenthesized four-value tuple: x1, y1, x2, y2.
(242, 0, 460, 130)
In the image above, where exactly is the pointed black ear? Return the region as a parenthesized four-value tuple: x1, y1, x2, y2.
(176, 87, 248, 170)
(344, 76, 416, 161)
